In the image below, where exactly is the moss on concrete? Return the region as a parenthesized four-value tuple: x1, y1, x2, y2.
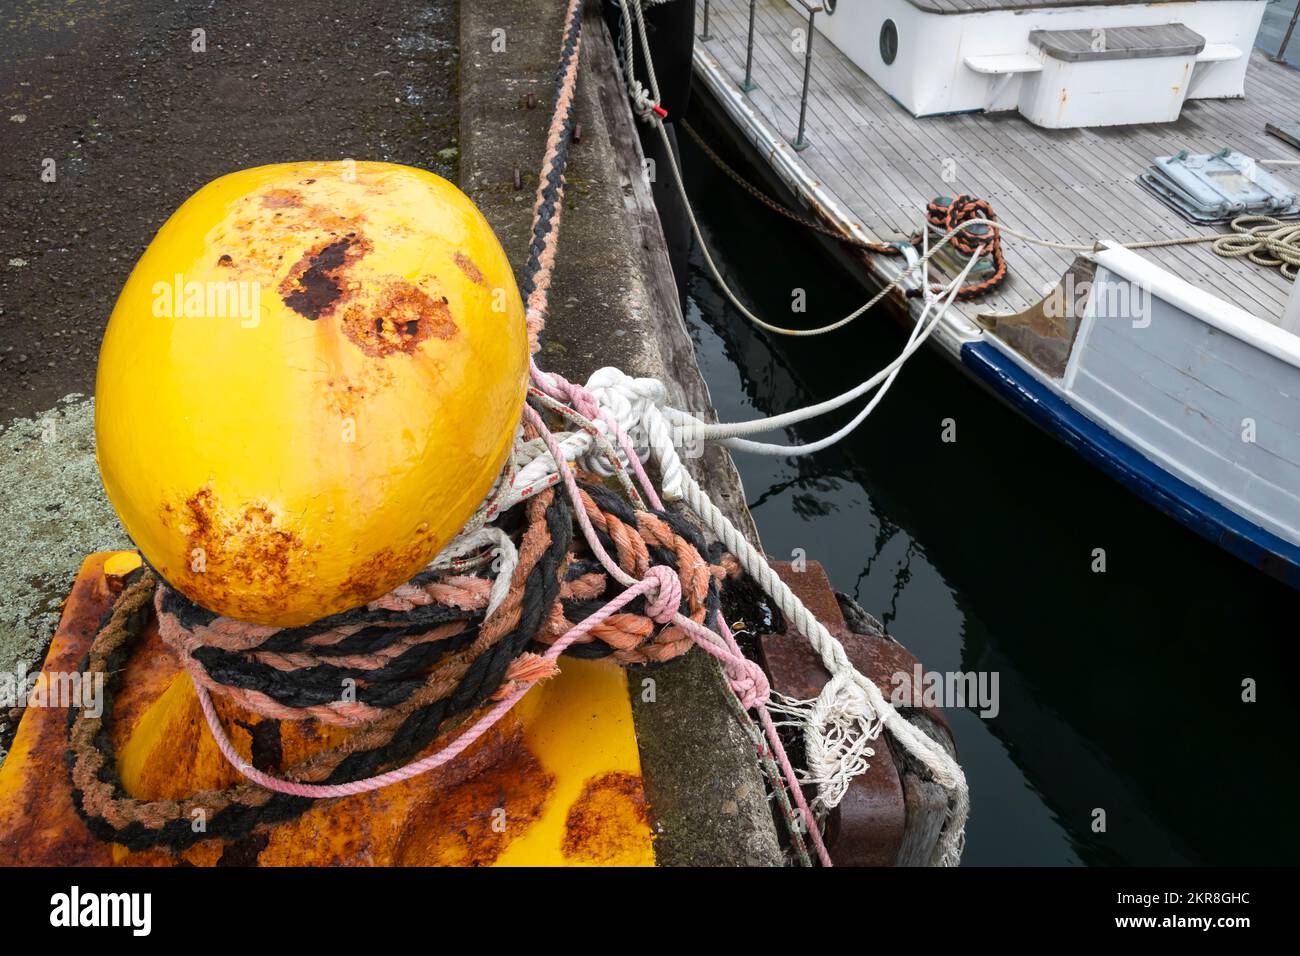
(459, 0, 782, 865)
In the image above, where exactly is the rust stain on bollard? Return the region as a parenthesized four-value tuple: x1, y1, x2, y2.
(561, 770, 651, 863)
(0, 553, 654, 867)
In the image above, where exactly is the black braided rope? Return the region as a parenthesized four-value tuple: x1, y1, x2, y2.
(189, 626, 483, 711)
(518, 0, 584, 306)
(68, 471, 723, 849)
(160, 573, 487, 711)
(68, 493, 574, 851)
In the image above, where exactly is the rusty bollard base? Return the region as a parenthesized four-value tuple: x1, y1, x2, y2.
(0, 553, 654, 867)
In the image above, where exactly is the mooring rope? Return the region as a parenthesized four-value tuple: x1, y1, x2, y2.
(682, 243, 984, 458)
(612, 0, 970, 863)
(67, 0, 979, 867)
(615, 0, 996, 339)
(677, 118, 903, 255)
(518, 0, 585, 352)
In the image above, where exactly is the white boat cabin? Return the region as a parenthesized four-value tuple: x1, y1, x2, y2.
(803, 0, 1265, 127)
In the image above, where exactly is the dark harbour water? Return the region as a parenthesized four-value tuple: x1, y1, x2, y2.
(674, 115, 1300, 866)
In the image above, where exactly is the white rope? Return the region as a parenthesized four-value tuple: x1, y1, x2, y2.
(435, 0, 970, 864)
(674, 458, 969, 864)
(673, 242, 982, 457)
(428, 348, 972, 863)
(425, 526, 519, 617)
(582, 0, 971, 863)
(656, 111, 997, 336)
(495, 312, 976, 863)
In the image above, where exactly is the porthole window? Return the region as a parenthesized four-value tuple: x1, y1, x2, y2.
(825, 0, 837, 13)
(880, 19, 899, 65)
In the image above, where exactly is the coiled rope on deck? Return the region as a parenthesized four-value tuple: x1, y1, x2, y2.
(1209, 215, 1300, 280)
(923, 195, 1008, 298)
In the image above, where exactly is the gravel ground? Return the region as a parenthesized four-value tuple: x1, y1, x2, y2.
(1, 0, 459, 418)
(0, 0, 460, 759)
(0, 396, 126, 687)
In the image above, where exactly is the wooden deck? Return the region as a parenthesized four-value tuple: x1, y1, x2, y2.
(694, 0, 1300, 325)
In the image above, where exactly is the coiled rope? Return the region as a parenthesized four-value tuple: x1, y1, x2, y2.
(1209, 215, 1300, 279)
(923, 195, 1008, 298)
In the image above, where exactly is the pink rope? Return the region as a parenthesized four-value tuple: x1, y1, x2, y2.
(193, 391, 832, 864)
(192, 370, 833, 863)
(520, 403, 833, 866)
(193, 568, 670, 800)
(185, 0, 834, 859)
(529, 358, 665, 512)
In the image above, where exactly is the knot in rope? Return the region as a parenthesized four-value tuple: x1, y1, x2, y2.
(579, 367, 665, 471)
(725, 655, 771, 711)
(586, 366, 667, 418)
(641, 564, 683, 623)
(584, 367, 692, 499)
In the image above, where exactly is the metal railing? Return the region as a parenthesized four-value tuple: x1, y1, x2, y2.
(700, 0, 823, 148)
(698, 0, 1298, 153)
(741, 0, 759, 92)
(791, 2, 824, 150)
(1277, 4, 1300, 63)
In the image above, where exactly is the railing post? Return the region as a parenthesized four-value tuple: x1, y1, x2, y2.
(741, 0, 758, 92)
(699, 0, 712, 41)
(1275, 4, 1300, 63)
(792, 4, 821, 150)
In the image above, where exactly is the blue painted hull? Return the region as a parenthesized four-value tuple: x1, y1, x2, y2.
(961, 340, 1300, 590)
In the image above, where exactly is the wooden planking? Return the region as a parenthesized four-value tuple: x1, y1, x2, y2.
(697, 0, 1300, 325)
(1028, 24, 1208, 62)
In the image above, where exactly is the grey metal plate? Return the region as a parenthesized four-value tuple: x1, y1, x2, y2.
(1266, 122, 1300, 151)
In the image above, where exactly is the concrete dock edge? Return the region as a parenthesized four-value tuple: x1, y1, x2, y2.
(459, 0, 783, 865)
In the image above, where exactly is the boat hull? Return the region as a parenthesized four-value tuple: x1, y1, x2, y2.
(962, 338, 1300, 589)
(686, 54, 1300, 590)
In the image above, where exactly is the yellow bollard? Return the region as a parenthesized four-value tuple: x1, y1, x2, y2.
(95, 162, 529, 627)
(0, 553, 655, 866)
